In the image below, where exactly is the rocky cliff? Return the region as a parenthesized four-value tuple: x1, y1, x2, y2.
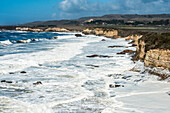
(125, 35, 143, 46)
(83, 27, 170, 76)
(136, 33, 170, 70)
(45, 27, 69, 32)
(83, 28, 119, 38)
(144, 49, 170, 70)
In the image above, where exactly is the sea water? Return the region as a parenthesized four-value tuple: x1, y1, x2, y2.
(0, 31, 170, 113)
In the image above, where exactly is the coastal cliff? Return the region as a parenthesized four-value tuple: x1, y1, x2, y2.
(83, 28, 119, 38)
(45, 27, 69, 32)
(144, 49, 170, 70)
(136, 33, 170, 71)
(11, 27, 170, 73)
(83, 27, 170, 78)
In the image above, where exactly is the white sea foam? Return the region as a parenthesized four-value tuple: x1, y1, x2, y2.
(0, 34, 99, 74)
(0, 40, 12, 44)
(10, 30, 28, 33)
(0, 96, 53, 113)
(0, 33, 169, 113)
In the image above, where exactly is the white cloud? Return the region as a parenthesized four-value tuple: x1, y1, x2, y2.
(59, 0, 89, 12)
(58, 0, 170, 19)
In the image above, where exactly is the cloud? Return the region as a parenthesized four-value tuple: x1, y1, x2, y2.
(58, 0, 170, 19)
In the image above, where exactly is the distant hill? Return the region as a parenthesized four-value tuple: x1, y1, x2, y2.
(23, 14, 170, 26)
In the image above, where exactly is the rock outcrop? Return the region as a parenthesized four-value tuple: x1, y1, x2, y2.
(117, 49, 135, 54)
(144, 49, 170, 70)
(136, 40, 146, 60)
(83, 28, 118, 38)
(75, 34, 82, 37)
(45, 28, 69, 32)
(125, 35, 143, 46)
(16, 27, 43, 32)
(136, 33, 170, 70)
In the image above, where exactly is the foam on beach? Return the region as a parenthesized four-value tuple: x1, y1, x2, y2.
(0, 32, 169, 113)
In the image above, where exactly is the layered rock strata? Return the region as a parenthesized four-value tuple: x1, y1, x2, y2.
(144, 49, 170, 70)
(83, 28, 119, 38)
(136, 33, 170, 71)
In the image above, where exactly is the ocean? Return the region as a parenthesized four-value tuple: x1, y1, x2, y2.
(0, 31, 170, 113)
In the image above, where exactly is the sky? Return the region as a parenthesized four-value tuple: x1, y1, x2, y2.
(0, 0, 170, 25)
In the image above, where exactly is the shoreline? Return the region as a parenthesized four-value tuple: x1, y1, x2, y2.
(81, 27, 170, 80)
(0, 28, 170, 80)
(0, 31, 170, 112)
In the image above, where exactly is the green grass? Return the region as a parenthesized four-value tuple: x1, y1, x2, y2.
(114, 26, 159, 30)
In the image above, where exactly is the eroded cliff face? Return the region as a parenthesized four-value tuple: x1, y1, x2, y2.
(136, 40, 146, 60)
(104, 30, 119, 38)
(125, 35, 143, 46)
(45, 28, 69, 32)
(82, 28, 95, 35)
(136, 33, 170, 70)
(144, 49, 170, 70)
(94, 28, 104, 36)
(83, 28, 118, 38)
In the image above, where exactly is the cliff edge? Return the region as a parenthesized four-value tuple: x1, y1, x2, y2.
(136, 33, 170, 70)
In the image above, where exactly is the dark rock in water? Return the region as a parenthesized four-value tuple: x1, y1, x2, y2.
(75, 34, 82, 37)
(47, 36, 58, 40)
(16, 39, 31, 43)
(101, 39, 106, 41)
(108, 45, 125, 48)
(20, 71, 27, 74)
(1, 80, 6, 82)
(134, 79, 143, 82)
(31, 38, 39, 41)
(87, 54, 99, 58)
(122, 76, 132, 79)
(130, 68, 141, 72)
(109, 84, 124, 88)
(6, 81, 13, 83)
(108, 74, 114, 77)
(86, 64, 99, 68)
(117, 49, 135, 54)
(108, 74, 122, 77)
(1, 80, 12, 83)
(51, 36, 58, 39)
(39, 96, 45, 98)
(16, 40, 23, 43)
(9, 72, 15, 74)
(33, 81, 42, 85)
(87, 54, 113, 58)
(31, 39, 36, 41)
(166, 92, 170, 96)
(39, 64, 43, 66)
(109, 84, 115, 88)
(99, 55, 113, 58)
(115, 84, 122, 87)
